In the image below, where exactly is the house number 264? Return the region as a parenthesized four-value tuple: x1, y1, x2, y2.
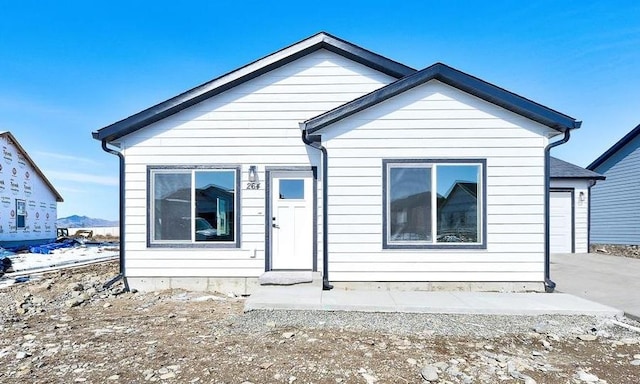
(246, 182, 261, 190)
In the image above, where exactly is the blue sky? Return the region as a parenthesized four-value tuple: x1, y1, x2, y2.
(1, 1, 639, 220)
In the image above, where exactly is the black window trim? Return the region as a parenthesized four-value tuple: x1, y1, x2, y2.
(382, 158, 487, 250)
(146, 165, 241, 248)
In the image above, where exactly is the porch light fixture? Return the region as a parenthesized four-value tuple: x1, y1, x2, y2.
(579, 191, 586, 202)
(248, 165, 258, 183)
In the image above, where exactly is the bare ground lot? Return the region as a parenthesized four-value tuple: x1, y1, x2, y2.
(1, 261, 640, 383)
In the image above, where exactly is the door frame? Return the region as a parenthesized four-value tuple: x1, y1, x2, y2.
(549, 188, 575, 253)
(264, 166, 318, 271)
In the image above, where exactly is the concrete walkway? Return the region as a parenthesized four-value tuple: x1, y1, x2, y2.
(551, 252, 640, 319)
(245, 284, 623, 317)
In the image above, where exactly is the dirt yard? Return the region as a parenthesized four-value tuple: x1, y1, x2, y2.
(1, 261, 640, 383)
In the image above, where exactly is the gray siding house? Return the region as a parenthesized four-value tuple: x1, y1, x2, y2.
(587, 124, 640, 245)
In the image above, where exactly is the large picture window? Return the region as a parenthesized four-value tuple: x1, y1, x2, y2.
(149, 166, 240, 247)
(383, 159, 485, 249)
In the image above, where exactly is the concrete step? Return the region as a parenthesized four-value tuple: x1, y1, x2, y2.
(259, 271, 322, 288)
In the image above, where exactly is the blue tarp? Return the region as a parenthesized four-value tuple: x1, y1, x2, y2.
(29, 239, 79, 254)
(0, 248, 15, 258)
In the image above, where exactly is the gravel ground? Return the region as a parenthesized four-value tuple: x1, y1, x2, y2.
(1, 261, 640, 383)
(590, 244, 640, 259)
(240, 310, 625, 339)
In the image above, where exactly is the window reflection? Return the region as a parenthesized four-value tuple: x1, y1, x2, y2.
(195, 171, 235, 242)
(151, 170, 236, 243)
(436, 165, 480, 243)
(153, 173, 192, 241)
(389, 167, 432, 241)
(385, 162, 482, 246)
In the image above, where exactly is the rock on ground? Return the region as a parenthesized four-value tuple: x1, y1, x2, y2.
(0, 260, 639, 383)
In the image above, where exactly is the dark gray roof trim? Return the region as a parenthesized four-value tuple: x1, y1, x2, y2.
(93, 32, 416, 142)
(550, 156, 605, 180)
(303, 62, 581, 134)
(587, 123, 640, 170)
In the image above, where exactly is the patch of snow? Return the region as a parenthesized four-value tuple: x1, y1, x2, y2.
(0, 245, 119, 290)
(9, 245, 118, 272)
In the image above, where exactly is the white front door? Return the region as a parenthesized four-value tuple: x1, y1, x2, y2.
(550, 191, 573, 253)
(271, 172, 313, 270)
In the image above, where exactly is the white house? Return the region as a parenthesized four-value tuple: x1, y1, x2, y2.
(0, 131, 63, 249)
(93, 32, 582, 293)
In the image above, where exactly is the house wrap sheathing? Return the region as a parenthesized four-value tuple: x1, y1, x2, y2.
(0, 131, 63, 248)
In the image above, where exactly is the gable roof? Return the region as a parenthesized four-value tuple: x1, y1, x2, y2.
(0, 131, 64, 202)
(92, 32, 416, 142)
(447, 182, 478, 198)
(550, 156, 604, 180)
(302, 62, 581, 134)
(587, 123, 640, 171)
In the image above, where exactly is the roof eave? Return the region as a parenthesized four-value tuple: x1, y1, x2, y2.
(551, 175, 606, 181)
(587, 123, 640, 170)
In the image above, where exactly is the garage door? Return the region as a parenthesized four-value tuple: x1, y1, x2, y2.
(550, 191, 573, 253)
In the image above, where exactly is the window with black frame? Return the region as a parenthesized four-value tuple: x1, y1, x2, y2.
(150, 168, 238, 246)
(384, 160, 484, 248)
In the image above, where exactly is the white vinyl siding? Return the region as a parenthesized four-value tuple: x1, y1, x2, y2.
(550, 179, 592, 253)
(322, 80, 555, 282)
(114, 49, 395, 278)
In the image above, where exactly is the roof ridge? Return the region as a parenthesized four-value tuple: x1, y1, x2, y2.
(0, 131, 64, 202)
(93, 32, 415, 142)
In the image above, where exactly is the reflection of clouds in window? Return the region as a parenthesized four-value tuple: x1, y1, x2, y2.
(389, 166, 432, 242)
(153, 173, 191, 241)
(154, 173, 191, 200)
(389, 167, 431, 201)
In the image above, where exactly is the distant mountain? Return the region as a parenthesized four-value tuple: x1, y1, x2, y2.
(56, 215, 119, 228)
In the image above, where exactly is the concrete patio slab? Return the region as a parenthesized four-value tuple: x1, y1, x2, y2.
(389, 291, 470, 313)
(245, 284, 321, 311)
(244, 285, 624, 317)
(321, 289, 396, 311)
